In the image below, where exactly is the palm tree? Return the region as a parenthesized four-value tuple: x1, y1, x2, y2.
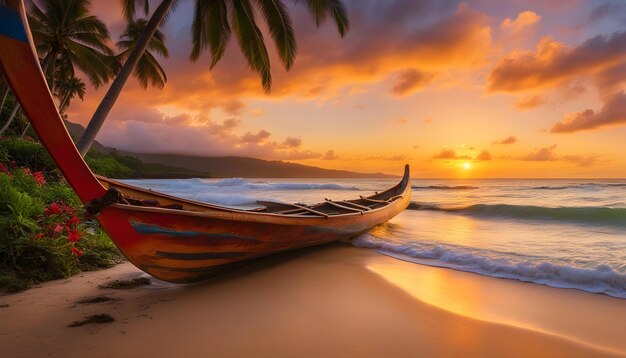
(118, 19, 169, 90)
(57, 77, 87, 113)
(29, 0, 119, 89)
(0, 0, 118, 136)
(75, 0, 350, 156)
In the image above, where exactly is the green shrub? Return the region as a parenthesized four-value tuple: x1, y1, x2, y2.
(0, 168, 123, 293)
(77, 228, 125, 271)
(0, 138, 57, 174)
(85, 152, 133, 178)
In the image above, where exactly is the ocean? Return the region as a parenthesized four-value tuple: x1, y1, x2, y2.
(121, 177, 626, 299)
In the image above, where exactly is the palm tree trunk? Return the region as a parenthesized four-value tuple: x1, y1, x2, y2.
(76, 0, 174, 156)
(59, 91, 72, 113)
(0, 87, 8, 112)
(0, 54, 55, 135)
(20, 123, 30, 138)
(0, 103, 20, 135)
(48, 56, 57, 97)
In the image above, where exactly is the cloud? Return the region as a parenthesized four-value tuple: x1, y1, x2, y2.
(365, 155, 408, 161)
(550, 91, 626, 133)
(475, 150, 493, 161)
(432, 149, 471, 160)
(561, 84, 586, 101)
(391, 69, 434, 96)
(561, 155, 600, 167)
(515, 95, 545, 110)
(241, 130, 272, 144)
(516, 145, 599, 166)
(593, 62, 626, 96)
(393, 116, 409, 124)
(488, 31, 626, 93)
(500, 11, 541, 39)
(586, 3, 626, 25)
(493, 135, 518, 145)
(281, 137, 302, 149)
(220, 100, 245, 116)
(96, 111, 324, 160)
(321, 150, 339, 160)
(519, 145, 558, 161)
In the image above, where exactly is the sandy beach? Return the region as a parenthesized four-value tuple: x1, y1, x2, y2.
(1, 243, 625, 358)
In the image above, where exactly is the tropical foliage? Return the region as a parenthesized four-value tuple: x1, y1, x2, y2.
(0, 0, 117, 136)
(0, 138, 124, 292)
(117, 18, 169, 89)
(28, 0, 119, 88)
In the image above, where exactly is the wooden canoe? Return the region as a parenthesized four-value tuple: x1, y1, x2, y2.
(0, 0, 411, 283)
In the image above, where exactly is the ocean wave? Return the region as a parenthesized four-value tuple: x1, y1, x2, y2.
(199, 178, 359, 191)
(353, 234, 626, 298)
(530, 183, 626, 190)
(407, 202, 626, 227)
(412, 185, 479, 190)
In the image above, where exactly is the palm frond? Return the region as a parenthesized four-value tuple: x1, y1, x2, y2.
(117, 18, 169, 89)
(292, 0, 350, 36)
(190, 0, 232, 68)
(65, 41, 118, 88)
(134, 51, 167, 89)
(121, 0, 150, 21)
(231, 0, 272, 92)
(253, 0, 296, 70)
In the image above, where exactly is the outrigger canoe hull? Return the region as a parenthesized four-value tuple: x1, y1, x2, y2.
(100, 174, 410, 282)
(0, 1, 411, 283)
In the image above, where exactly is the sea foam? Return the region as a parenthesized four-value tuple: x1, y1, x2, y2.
(353, 234, 626, 299)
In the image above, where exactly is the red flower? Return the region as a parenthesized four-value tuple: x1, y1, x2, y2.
(71, 246, 83, 257)
(61, 203, 74, 215)
(22, 168, 32, 176)
(34, 233, 44, 240)
(52, 223, 64, 234)
(0, 163, 9, 175)
(32, 171, 46, 186)
(65, 216, 80, 227)
(45, 202, 62, 216)
(67, 229, 81, 243)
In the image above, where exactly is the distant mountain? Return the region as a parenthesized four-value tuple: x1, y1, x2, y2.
(124, 153, 395, 178)
(62, 120, 107, 152)
(63, 120, 395, 178)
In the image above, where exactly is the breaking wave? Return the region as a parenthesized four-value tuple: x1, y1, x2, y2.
(412, 185, 479, 190)
(353, 234, 626, 299)
(407, 202, 626, 227)
(530, 183, 626, 190)
(198, 178, 359, 191)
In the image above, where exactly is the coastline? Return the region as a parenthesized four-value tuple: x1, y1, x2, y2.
(1, 243, 625, 358)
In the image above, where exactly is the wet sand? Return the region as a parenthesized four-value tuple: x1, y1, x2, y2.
(1, 243, 625, 357)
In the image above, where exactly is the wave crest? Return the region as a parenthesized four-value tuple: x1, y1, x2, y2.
(412, 185, 479, 190)
(353, 234, 626, 298)
(201, 178, 359, 191)
(407, 202, 626, 227)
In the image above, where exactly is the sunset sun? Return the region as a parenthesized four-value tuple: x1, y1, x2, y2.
(462, 162, 472, 170)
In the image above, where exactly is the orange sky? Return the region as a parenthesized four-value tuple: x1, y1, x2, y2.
(64, 0, 626, 178)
